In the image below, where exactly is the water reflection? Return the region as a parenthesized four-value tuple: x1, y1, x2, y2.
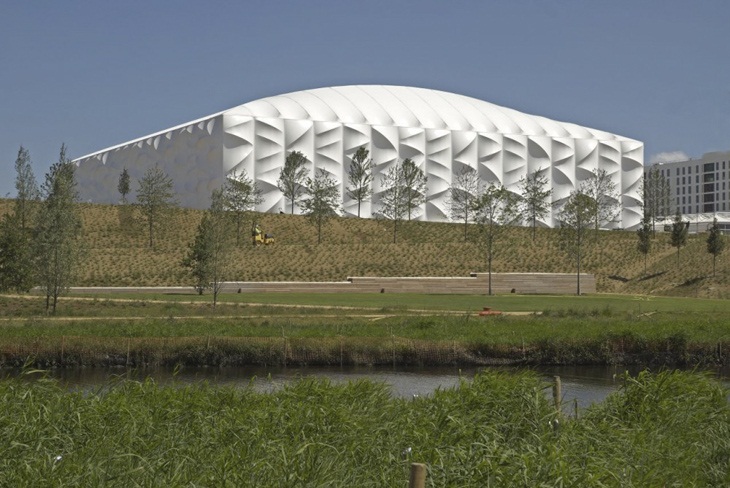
(8, 364, 729, 411)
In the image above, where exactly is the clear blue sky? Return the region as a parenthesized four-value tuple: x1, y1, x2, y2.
(2, 1, 729, 198)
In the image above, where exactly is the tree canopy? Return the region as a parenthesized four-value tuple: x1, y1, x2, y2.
(277, 151, 309, 214)
(472, 184, 520, 295)
(181, 189, 231, 305)
(518, 168, 552, 241)
(117, 168, 131, 203)
(706, 218, 725, 277)
(301, 169, 340, 244)
(346, 146, 373, 218)
(580, 168, 619, 233)
(636, 214, 652, 275)
(558, 191, 596, 295)
(222, 169, 262, 245)
(449, 166, 480, 241)
(13, 145, 40, 230)
(33, 144, 83, 313)
(401, 158, 427, 221)
(136, 165, 178, 248)
(669, 210, 688, 265)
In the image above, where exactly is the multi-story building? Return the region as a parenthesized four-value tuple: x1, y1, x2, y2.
(648, 150, 730, 232)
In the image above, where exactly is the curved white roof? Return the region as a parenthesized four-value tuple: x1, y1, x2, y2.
(229, 85, 627, 141)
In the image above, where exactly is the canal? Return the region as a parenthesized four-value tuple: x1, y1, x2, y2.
(18, 363, 730, 411)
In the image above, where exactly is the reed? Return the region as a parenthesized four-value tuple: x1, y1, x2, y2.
(0, 370, 726, 486)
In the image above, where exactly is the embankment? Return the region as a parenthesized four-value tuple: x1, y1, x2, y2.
(2, 333, 727, 369)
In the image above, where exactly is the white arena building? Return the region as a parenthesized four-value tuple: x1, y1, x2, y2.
(74, 85, 644, 229)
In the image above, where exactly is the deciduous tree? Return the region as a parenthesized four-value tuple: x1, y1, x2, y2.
(222, 169, 262, 245)
(641, 166, 672, 234)
(33, 144, 82, 313)
(277, 151, 309, 214)
(117, 167, 131, 203)
(136, 165, 177, 248)
(379, 161, 408, 243)
(346, 146, 373, 218)
(636, 214, 652, 275)
(472, 184, 520, 296)
(580, 168, 619, 233)
(706, 218, 725, 277)
(181, 189, 231, 305)
(669, 210, 688, 265)
(449, 166, 480, 241)
(13, 145, 40, 230)
(0, 147, 39, 292)
(518, 168, 552, 241)
(0, 213, 35, 292)
(401, 158, 427, 221)
(558, 191, 596, 295)
(301, 169, 340, 244)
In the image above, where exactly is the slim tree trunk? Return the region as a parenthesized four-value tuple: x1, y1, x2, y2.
(488, 254, 493, 296)
(236, 214, 241, 246)
(576, 229, 582, 296)
(532, 215, 536, 241)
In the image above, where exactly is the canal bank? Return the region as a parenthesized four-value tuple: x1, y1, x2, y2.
(2, 333, 728, 369)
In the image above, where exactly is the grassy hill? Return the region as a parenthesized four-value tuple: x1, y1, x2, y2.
(1, 199, 727, 297)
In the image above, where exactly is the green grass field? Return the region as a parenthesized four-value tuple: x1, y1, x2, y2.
(1, 294, 728, 368)
(62, 291, 730, 313)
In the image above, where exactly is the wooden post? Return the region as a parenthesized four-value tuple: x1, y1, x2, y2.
(552, 375, 562, 412)
(409, 463, 426, 488)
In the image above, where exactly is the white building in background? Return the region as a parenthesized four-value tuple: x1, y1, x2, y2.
(73, 85, 644, 229)
(648, 150, 730, 232)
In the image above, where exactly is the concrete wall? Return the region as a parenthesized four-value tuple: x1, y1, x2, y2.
(219, 272, 595, 295)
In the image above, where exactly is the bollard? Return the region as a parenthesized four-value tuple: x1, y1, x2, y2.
(409, 463, 427, 488)
(552, 375, 562, 412)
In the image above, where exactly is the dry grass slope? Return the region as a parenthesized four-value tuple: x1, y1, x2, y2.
(1, 199, 727, 297)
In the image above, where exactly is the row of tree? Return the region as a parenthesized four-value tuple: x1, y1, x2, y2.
(636, 211, 725, 276)
(2, 144, 724, 306)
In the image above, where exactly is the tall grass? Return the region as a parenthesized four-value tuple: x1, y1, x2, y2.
(0, 370, 727, 486)
(2, 312, 728, 368)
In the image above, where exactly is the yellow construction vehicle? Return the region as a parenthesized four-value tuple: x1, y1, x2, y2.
(252, 223, 275, 246)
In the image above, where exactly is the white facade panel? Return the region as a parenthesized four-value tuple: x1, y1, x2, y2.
(74, 85, 644, 229)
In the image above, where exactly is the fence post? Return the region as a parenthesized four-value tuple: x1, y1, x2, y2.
(552, 375, 562, 413)
(409, 463, 427, 488)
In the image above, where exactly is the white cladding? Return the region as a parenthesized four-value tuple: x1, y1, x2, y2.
(74, 85, 644, 228)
